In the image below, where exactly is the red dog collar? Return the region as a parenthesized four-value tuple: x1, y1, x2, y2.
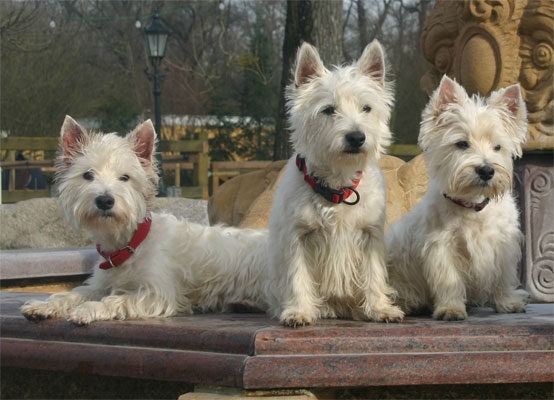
(296, 155, 361, 205)
(443, 194, 490, 212)
(96, 214, 152, 270)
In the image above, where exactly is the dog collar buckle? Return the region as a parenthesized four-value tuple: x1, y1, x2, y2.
(314, 184, 344, 204)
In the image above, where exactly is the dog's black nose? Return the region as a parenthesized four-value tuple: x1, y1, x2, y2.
(95, 195, 115, 210)
(476, 165, 495, 181)
(345, 131, 366, 148)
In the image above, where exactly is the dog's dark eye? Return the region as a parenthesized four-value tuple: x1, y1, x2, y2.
(456, 141, 469, 150)
(83, 171, 94, 181)
(362, 105, 371, 113)
(494, 145, 501, 151)
(119, 175, 130, 182)
(322, 106, 335, 116)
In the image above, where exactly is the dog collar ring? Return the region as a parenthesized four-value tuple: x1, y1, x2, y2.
(106, 255, 116, 269)
(342, 187, 360, 205)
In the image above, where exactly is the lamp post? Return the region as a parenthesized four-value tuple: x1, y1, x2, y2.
(143, 10, 169, 195)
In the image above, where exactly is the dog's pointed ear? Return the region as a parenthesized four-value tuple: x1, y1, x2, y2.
(488, 84, 528, 156)
(60, 115, 87, 159)
(357, 40, 386, 86)
(436, 75, 466, 108)
(489, 84, 526, 122)
(127, 119, 157, 162)
(419, 77, 467, 151)
(294, 42, 325, 87)
(425, 75, 467, 120)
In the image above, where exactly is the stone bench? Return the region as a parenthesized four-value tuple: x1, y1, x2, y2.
(1, 248, 553, 399)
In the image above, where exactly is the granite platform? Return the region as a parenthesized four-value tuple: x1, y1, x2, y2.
(1, 291, 553, 391)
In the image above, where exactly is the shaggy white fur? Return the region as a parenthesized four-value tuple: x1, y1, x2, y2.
(266, 41, 404, 327)
(387, 76, 530, 320)
(21, 116, 267, 325)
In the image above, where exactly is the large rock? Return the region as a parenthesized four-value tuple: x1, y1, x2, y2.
(382, 154, 429, 226)
(207, 160, 287, 227)
(209, 155, 429, 229)
(0, 197, 209, 250)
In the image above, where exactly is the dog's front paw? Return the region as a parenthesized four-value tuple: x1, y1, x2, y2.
(368, 305, 405, 323)
(433, 305, 467, 321)
(319, 304, 337, 319)
(494, 289, 529, 314)
(68, 302, 110, 326)
(21, 300, 60, 322)
(495, 302, 526, 314)
(494, 299, 527, 314)
(280, 309, 314, 328)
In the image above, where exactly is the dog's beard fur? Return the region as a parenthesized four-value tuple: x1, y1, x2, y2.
(267, 41, 404, 327)
(21, 116, 268, 325)
(387, 76, 530, 320)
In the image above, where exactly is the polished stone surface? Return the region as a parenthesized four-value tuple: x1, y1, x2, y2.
(1, 292, 552, 389)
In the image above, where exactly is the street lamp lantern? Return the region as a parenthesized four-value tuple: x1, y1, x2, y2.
(143, 10, 169, 195)
(143, 12, 169, 60)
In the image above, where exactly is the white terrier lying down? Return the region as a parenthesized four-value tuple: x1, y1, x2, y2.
(387, 76, 530, 320)
(266, 41, 404, 327)
(21, 116, 267, 325)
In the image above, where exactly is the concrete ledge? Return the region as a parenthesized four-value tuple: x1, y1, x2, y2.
(0, 247, 97, 280)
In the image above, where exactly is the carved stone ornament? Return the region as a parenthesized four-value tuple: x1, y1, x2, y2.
(421, 0, 554, 148)
(514, 155, 554, 302)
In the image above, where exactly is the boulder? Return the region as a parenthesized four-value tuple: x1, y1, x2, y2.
(0, 197, 209, 250)
(207, 160, 287, 227)
(209, 155, 429, 229)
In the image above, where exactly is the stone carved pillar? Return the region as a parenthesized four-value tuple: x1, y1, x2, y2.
(519, 1, 554, 146)
(514, 155, 554, 302)
(421, 0, 554, 302)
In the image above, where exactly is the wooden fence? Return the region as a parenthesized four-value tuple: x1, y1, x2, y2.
(211, 161, 274, 193)
(0, 134, 210, 203)
(0, 138, 421, 203)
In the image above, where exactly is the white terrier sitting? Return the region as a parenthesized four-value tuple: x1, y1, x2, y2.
(266, 41, 404, 327)
(387, 76, 530, 320)
(21, 116, 267, 325)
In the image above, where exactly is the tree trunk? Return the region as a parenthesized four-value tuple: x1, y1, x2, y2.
(273, 0, 312, 160)
(357, 0, 369, 56)
(310, 0, 344, 66)
(273, 0, 343, 160)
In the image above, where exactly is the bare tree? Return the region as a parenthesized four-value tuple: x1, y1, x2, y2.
(0, 1, 51, 52)
(273, 0, 344, 160)
(2, 0, 434, 156)
(386, 0, 434, 144)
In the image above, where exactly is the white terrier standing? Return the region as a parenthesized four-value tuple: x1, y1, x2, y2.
(21, 116, 267, 324)
(266, 41, 404, 327)
(387, 76, 530, 320)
